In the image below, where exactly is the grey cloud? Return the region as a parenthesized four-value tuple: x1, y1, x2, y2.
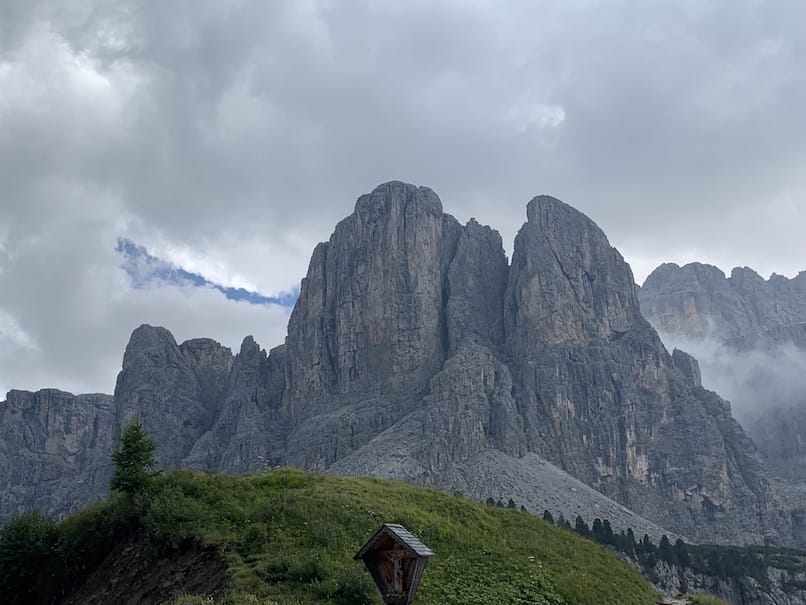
(1, 0, 805, 396)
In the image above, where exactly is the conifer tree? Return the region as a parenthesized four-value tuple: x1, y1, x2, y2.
(111, 418, 157, 496)
(592, 518, 604, 542)
(673, 538, 689, 568)
(574, 515, 591, 538)
(602, 519, 614, 545)
(658, 535, 675, 564)
(625, 528, 637, 555)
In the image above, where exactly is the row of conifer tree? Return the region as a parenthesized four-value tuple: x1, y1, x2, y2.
(485, 497, 770, 585)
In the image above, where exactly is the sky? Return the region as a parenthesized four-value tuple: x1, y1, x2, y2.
(1, 0, 805, 398)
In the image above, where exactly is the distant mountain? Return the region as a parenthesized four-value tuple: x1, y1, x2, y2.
(0, 389, 114, 517)
(3, 182, 801, 549)
(639, 263, 806, 482)
(639, 263, 806, 350)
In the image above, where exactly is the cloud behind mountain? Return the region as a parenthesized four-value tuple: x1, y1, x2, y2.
(1, 0, 805, 397)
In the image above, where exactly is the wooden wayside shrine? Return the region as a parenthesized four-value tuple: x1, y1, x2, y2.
(354, 523, 435, 605)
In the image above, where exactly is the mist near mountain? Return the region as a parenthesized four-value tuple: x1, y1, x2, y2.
(640, 263, 806, 481)
(655, 330, 806, 423)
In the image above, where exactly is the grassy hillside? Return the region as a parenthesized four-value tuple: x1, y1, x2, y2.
(3, 469, 659, 604)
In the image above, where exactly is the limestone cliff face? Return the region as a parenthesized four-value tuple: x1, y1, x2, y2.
(0, 389, 113, 520)
(114, 327, 288, 476)
(113, 326, 234, 468)
(501, 197, 773, 543)
(446, 218, 508, 351)
(285, 183, 460, 411)
(0, 182, 788, 548)
(281, 183, 514, 471)
(639, 263, 806, 483)
(505, 195, 644, 349)
(640, 263, 806, 350)
(282, 186, 777, 544)
(184, 336, 287, 473)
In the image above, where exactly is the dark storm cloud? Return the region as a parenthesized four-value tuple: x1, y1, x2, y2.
(1, 0, 805, 396)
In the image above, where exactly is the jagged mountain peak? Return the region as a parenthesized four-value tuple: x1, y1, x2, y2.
(123, 323, 178, 356)
(525, 193, 605, 236)
(643, 262, 728, 288)
(353, 180, 444, 219)
(729, 265, 764, 282)
(238, 335, 261, 357)
(4, 183, 798, 550)
(507, 193, 646, 347)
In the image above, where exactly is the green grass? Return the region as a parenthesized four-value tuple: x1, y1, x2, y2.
(45, 469, 660, 604)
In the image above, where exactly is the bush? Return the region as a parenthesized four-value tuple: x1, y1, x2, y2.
(0, 511, 58, 603)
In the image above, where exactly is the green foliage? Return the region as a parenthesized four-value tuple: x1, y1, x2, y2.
(0, 511, 58, 602)
(560, 506, 805, 591)
(674, 538, 689, 568)
(561, 508, 775, 584)
(0, 493, 139, 604)
(111, 418, 157, 496)
(658, 535, 674, 564)
(427, 557, 564, 605)
(574, 515, 590, 538)
(21, 468, 657, 604)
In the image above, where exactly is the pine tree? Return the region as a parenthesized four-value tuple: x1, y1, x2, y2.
(542, 510, 554, 524)
(658, 535, 675, 564)
(674, 539, 689, 568)
(625, 528, 637, 555)
(592, 518, 604, 542)
(574, 515, 591, 538)
(615, 530, 627, 552)
(602, 519, 614, 545)
(111, 418, 157, 496)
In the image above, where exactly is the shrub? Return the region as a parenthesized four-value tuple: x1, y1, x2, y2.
(0, 511, 58, 603)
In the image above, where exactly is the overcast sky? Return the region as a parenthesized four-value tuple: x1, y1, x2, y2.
(1, 0, 805, 398)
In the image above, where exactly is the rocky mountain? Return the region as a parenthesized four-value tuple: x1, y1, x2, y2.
(639, 263, 806, 482)
(0, 389, 114, 519)
(1, 182, 797, 549)
(639, 263, 806, 350)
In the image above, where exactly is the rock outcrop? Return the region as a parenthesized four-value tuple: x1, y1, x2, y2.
(650, 558, 806, 605)
(640, 263, 806, 350)
(496, 197, 774, 544)
(0, 389, 114, 519)
(639, 263, 806, 483)
(0, 182, 791, 550)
